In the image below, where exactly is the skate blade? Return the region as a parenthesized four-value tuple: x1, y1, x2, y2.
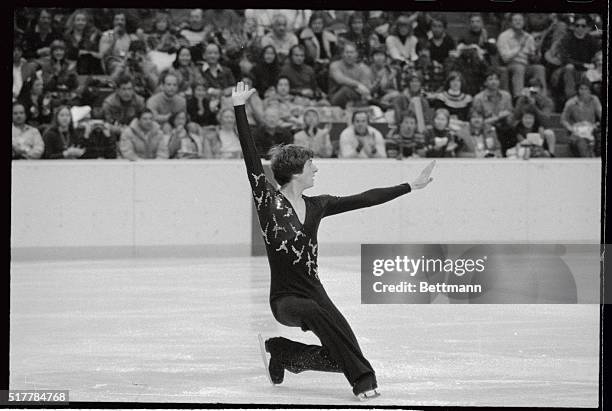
(356, 389, 380, 401)
(257, 333, 276, 386)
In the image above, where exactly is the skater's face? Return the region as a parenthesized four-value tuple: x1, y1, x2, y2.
(296, 158, 317, 188)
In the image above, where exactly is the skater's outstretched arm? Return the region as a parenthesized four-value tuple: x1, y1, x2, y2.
(232, 82, 270, 197)
(322, 160, 436, 217)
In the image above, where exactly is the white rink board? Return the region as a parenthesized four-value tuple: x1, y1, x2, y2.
(11, 159, 601, 256)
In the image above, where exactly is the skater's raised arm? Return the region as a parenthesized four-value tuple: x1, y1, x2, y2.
(232, 82, 268, 194)
(321, 160, 436, 217)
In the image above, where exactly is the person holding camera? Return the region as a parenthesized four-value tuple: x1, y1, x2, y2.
(99, 12, 138, 75)
(110, 40, 159, 100)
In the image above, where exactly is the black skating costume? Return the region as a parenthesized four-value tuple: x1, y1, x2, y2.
(234, 104, 412, 394)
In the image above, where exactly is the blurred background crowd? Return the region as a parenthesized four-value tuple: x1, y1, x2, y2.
(12, 8, 603, 160)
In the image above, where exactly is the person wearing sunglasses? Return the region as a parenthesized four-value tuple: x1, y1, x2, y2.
(556, 14, 600, 100)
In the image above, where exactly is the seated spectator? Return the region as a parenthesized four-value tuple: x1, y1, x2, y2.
(337, 12, 373, 63)
(99, 12, 138, 75)
(472, 69, 515, 156)
(422, 15, 456, 67)
(328, 42, 373, 109)
(17, 75, 53, 128)
(199, 43, 236, 98)
(39, 40, 79, 106)
(251, 45, 281, 99)
(457, 13, 496, 63)
(264, 76, 304, 129)
(446, 43, 488, 96)
(23, 9, 61, 59)
(252, 107, 293, 159)
(144, 14, 181, 74)
(167, 111, 210, 159)
(338, 110, 386, 158)
(456, 109, 501, 158)
(422, 108, 460, 157)
(223, 17, 262, 62)
(179, 9, 210, 63)
(260, 13, 298, 63)
(245, 9, 312, 37)
(102, 74, 146, 137)
(413, 43, 445, 93)
(110, 39, 159, 99)
(386, 111, 424, 158)
(432, 71, 473, 121)
(186, 82, 219, 127)
(146, 71, 187, 130)
(300, 12, 337, 66)
(145, 12, 181, 55)
(12, 102, 44, 160)
(554, 15, 600, 101)
(513, 106, 554, 158)
(385, 14, 419, 64)
(496, 13, 547, 98)
(202, 9, 242, 34)
(13, 44, 37, 102)
(369, 47, 400, 108)
(585, 50, 602, 97)
(299, 11, 337, 93)
(514, 77, 555, 153)
(119, 109, 169, 160)
(72, 105, 117, 159)
(392, 74, 432, 130)
(63, 9, 102, 75)
(561, 80, 602, 157)
(42, 105, 85, 159)
(171, 46, 203, 96)
(280, 45, 319, 99)
(208, 108, 242, 159)
(293, 108, 333, 158)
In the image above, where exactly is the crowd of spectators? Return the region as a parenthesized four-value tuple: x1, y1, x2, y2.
(13, 8, 603, 160)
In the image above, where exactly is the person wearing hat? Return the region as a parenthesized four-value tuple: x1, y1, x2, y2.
(385, 15, 419, 64)
(39, 39, 79, 102)
(293, 108, 333, 158)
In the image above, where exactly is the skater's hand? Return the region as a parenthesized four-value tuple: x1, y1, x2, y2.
(410, 160, 436, 190)
(232, 81, 257, 106)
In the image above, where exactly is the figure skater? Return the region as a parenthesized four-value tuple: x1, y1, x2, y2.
(231, 81, 435, 400)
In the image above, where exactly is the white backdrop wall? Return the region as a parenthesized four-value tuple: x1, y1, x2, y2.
(11, 159, 601, 260)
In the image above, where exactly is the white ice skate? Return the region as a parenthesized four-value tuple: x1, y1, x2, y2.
(257, 333, 277, 385)
(355, 388, 381, 401)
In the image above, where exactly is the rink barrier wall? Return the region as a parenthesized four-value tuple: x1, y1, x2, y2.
(11, 159, 601, 260)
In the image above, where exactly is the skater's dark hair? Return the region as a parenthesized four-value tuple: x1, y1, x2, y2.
(269, 144, 314, 186)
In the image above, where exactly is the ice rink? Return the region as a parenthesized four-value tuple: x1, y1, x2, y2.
(10, 255, 599, 407)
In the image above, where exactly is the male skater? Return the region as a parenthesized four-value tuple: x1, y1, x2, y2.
(231, 82, 435, 400)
